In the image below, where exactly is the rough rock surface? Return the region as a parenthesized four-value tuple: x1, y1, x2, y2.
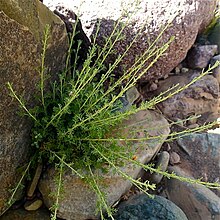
(44, 0, 217, 81)
(187, 45, 218, 69)
(111, 194, 188, 220)
(39, 110, 170, 220)
(177, 133, 220, 197)
(165, 166, 220, 220)
(0, 0, 68, 215)
(153, 70, 219, 118)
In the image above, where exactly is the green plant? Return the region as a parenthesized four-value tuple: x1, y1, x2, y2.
(204, 5, 220, 35)
(7, 5, 220, 220)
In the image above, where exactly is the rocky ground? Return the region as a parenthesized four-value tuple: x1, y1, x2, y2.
(1, 0, 220, 220)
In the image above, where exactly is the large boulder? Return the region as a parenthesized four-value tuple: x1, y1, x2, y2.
(44, 0, 217, 81)
(0, 0, 68, 215)
(39, 110, 170, 220)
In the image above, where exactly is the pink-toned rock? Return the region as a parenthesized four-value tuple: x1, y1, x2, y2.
(44, 0, 217, 81)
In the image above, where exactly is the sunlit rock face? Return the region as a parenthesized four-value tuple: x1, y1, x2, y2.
(44, 0, 217, 82)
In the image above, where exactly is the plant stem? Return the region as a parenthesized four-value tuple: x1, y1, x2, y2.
(7, 82, 38, 122)
(40, 24, 50, 114)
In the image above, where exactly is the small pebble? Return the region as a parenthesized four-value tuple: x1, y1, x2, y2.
(149, 82, 158, 91)
(24, 199, 43, 211)
(163, 74, 169, 79)
(181, 67, 189, 73)
(169, 152, 181, 165)
(175, 66, 181, 74)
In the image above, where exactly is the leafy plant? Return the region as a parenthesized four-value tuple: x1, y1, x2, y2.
(7, 4, 220, 220)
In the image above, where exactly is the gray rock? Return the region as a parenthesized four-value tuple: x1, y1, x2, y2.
(43, 0, 217, 81)
(0, 208, 51, 220)
(149, 82, 158, 91)
(208, 18, 220, 53)
(175, 66, 181, 74)
(125, 87, 140, 105)
(177, 133, 220, 159)
(154, 70, 219, 118)
(181, 67, 189, 74)
(111, 194, 188, 220)
(151, 151, 170, 184)
(210, 55, 220, 84)
(166, 166, 220, 220)
(0, 0, 68, 215)
(187, 45, 218, 69)
(39, 110, 170, 220)
(177, 133, 220, 195)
